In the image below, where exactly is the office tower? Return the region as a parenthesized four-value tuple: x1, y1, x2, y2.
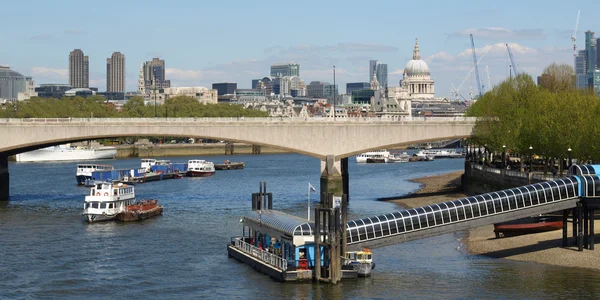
(106, 52, 125, 92)
(69, 49, 89, 88)
(346, 82, 371, 94)
(139, 58, 171, 94)
(270, 63, 300, 77)
(212, 82, 237, 95)
(369, 60, 388, 88)
(575, 50, 587, 89)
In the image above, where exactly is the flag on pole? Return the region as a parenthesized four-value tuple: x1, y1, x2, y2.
(309, 183, 316, 192)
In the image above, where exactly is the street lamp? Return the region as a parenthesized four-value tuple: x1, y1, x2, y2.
(502, 145, 506, 169)
(568, 147, 572, 169)
(529, 146, 533, 172)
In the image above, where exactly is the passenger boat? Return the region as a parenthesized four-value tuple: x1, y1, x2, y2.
(116, 199, 163, 222)
(214, 160, 245, 170)
(141, 158, 157, 172)
(366, 157, 386, 163)
(414, 149, 463, 159)
(494, 215, 563, 238)
(82, 182, 136, 223)
(187, 159, 215, 177)
(76, 164, 113, 185)
(343, 248, 375, 277)
(16, 144, 117, 162)
(356, 149, 391, 163)
(387, 152, 410, 163)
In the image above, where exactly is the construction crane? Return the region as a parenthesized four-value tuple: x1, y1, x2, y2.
(572, 9, 580, 56)
(506, 44, 519, 78)
(485, 65, 492, 91)
(470, 34, 483, 97)
(453, 53, 486, 101)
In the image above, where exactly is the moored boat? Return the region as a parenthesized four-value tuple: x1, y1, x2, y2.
(76, 164, 113, 185)
(116, 199, 163, 222)
(414, 148, 463, 159)
(343, 248, 375, 277)
(494, 215, 563, 238)
(366, 157, 386, 163)
(388, 152, 410, 163)
(16, 144, 117, 162)
(356, 149, 390, 163)
(187, 159, 215, 177)
(82, 182, 136, 223)
(214, 160, 245, 170)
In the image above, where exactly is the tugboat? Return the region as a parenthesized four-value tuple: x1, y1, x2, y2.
(82, 182, 162, 223)
(343, 248, 375, 277)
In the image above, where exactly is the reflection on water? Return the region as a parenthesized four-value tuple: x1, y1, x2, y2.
(1, 153, 600, 298)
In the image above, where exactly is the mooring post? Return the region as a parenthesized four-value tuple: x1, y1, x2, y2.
(584, 206, 589, 249)
(0, 154, 8, 201)
(572, 207, 578, 246)
(314, 206, 321, 282)
(341, 157, 349, 200)
(578, 203, 584, 252)
(590, 209, 595, 251)
(562, 209, 568, 247)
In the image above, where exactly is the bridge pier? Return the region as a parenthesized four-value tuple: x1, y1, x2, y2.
(0, 154, 8, 201)
(320, 155, 342, 197)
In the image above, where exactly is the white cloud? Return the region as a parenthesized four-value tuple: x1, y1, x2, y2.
(31, 67, 68, 79)
(64, 29, 87, 35)
(449, 27, 547, 40)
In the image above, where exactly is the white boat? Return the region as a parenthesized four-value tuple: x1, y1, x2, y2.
(187, 159, 215, 177)
(16, 144, 117, 162)
(388, 152, 410, 163)
(76, 164, 114, 185)
(355, 149, 391, 163)
(414, 149, 463, 159)
(343, 248, 375, 277)
(141, 158, 157, 172)
(82, 182, 136, 223)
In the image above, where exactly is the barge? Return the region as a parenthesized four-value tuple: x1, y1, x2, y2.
(116, 199, 163, 222)
(214, 160, 244, 170)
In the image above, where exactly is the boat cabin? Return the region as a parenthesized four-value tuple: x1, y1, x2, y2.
(141, 158, 157, 171)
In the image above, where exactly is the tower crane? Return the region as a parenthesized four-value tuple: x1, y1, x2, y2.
(572, 9, 580, 56)
(485, 65, 492, 91)
(506, 44, 519, 77)
(453, 53, 486, 101)
(470, 34, 483, 97)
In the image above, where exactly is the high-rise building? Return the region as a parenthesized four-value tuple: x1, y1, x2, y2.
(138, 58, 171, 95)
(346, 82, 370, 94)
(69, 49, 89, 88)
(106, 52, 125, 92)
(270, 63, 300, 77)
(368, 60, 388, 88)
(575, 50, 587, 89)
(212, 82, 237, 95)
(251, 79, 261, 90)
(306, 81, 337, 98)
(585, 31, 596, 75)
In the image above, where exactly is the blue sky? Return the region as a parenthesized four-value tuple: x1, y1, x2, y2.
(2, 0, 599, 97)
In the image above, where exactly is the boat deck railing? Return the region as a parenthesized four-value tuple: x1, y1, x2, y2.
(231, 237, 288, 271)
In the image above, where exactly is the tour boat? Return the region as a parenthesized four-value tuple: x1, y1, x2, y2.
(414, 149, 463, 159)
(343, 248, 375, 277)
(141, 158, 157, 172)
(76, 164, 114, 185)
(82, 182, 136, 223)
(356, 149, 391, 163)
(16, 144, 117, 162)
(187, 159, 215, 177)
(387, 152, 410, 163)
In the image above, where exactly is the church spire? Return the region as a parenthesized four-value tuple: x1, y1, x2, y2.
(413, 38, 420, 60)
(370, 68, 379, 90)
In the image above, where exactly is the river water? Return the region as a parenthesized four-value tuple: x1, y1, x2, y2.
(1, 153, 599, 299)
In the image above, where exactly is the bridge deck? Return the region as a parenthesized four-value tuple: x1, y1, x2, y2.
(345, 177, 584, 251)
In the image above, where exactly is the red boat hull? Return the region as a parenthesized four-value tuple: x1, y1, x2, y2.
(494, 216, 563, 237)
(187, 171, 215, 177)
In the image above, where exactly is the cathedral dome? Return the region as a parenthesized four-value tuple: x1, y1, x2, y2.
(404, 38, 430, 76)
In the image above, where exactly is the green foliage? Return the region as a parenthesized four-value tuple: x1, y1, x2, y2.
(5, 95, 269, 119)
(467, 69, 600, 162)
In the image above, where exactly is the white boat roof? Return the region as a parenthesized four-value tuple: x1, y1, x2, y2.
(242, 210, 314, 237)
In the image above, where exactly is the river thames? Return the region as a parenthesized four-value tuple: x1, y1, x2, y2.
(1, 153, 600, 299)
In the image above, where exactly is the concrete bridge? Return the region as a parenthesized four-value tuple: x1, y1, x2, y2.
(0, 116, 476, 200)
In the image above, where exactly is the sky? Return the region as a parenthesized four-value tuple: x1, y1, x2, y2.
(2, 0, 599, 98)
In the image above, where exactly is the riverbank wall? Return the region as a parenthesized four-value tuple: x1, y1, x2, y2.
(115, 143, 288, 158)
(462, 162, 555, 195)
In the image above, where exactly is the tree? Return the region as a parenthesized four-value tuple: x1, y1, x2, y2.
(538, 63, 575, 93)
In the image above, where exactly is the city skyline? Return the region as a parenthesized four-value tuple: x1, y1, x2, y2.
(3, 0, 600, 96)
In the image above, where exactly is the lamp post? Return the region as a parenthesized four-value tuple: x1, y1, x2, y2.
(502, 145, 506, 169)
(568, 147, 572, 169)
(529, 145, 533, 172)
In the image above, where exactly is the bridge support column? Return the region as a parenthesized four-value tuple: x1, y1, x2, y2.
(572, 207, 578, 246)
(320, 155, 342, 197)
(578, 203, 583, 252)
(0, 154, 8, 201)
(584, 206, 589, 249)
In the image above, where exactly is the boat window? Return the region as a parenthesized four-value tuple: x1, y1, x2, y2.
(367, 255, 372, 259)
(92, 202, 99, 209)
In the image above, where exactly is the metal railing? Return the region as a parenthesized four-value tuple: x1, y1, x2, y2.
(0, 116, 478, 124)
(231, 237, 287, 271)
(469, 162, 559, 181)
